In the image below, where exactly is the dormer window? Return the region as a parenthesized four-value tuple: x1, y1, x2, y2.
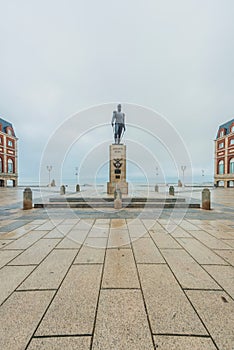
(231, 125, 234, 133)
(7, 128, 12, 136)
(220, 130, 224, 137)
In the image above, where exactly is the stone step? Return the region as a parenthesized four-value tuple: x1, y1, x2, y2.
(49, 197, 186, 203)
(34, 202, 200, 209)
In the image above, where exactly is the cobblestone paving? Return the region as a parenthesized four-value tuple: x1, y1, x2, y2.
(0, 188, 233, 349)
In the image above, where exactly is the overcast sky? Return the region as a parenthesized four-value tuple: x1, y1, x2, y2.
(1, 0, 234, 184)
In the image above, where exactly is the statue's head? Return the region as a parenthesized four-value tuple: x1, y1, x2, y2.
(117, 104, 121, 112)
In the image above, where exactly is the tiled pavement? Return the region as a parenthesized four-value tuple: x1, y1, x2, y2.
(0, 189, 234, 349)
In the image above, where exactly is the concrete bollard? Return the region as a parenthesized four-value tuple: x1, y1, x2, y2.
(202, 188, 211, 210)
(155, 185, 159, 192)
(169, 186, 175, 196)
(23, 188, 33, 210)
(60, 185, 66, 195)
(76, 184, 80, 192)
(114, 198, 122, 209)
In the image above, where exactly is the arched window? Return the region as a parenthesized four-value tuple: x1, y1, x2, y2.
(0, 158, 2, 173)
(218, 160, 224, 175)
(231, 125, 234, 133)
(230, 158, 234, 174)
(7, 159, 13, 173)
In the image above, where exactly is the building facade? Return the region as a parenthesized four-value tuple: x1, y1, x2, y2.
(0, 118, 18, 187)
(214, 118, 234, 188)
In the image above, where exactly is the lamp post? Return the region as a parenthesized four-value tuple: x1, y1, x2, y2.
(46, 166, 52, 187)
(181, 165, 186, 187)
(75, 167, 78, 184)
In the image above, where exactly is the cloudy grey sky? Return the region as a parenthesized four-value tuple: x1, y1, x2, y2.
(1, 0, 234, 184)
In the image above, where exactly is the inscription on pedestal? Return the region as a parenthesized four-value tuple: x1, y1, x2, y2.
(107, 144, 128, 194)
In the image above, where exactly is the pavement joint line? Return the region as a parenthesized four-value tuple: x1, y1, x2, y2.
(89, 218, 111, 350)
(32, 334, 92, 338)
(15, 288, 58, 292)
(24, 223, 93, 350)
(129, 221, 158, 350)
(101, 287, 141, 290)
(153, 333, 211, 338)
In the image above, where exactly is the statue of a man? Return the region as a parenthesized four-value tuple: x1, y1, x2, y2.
(111, 104, 126, 144)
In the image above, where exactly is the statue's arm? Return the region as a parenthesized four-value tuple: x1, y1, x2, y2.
(123, 113, 126, 130)
(111, 111, 116, 126)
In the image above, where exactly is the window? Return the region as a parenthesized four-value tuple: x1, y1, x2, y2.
(218, 142, 224, 149)
(7, 159, 13, 173)
(230, 139, 234, 145)
(231, 125, 234, 133)
(218, 160, 224, 175)
(8, 140, 13, 147)
(220, 130, 224, 137)
(0, 158, 2, 173)
(230, 158, 234, 174)
(7, 129, 12, 136)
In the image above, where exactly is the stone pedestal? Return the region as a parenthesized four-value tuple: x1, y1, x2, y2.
(107, 144, 128, 195)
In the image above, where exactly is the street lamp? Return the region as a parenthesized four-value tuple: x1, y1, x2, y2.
(46, 166, 52, 187)
(75, 166, 78, 184)
(181, 165, 186, 187)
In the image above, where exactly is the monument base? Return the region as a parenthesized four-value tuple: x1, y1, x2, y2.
(107, 181, 128, 195)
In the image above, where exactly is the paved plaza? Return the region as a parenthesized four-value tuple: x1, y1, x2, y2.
(0, 187, 234, 349)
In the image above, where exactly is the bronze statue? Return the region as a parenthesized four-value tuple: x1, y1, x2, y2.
(111, 104, 126, 144)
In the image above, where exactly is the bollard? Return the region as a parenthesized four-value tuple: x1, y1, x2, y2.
(23, 187, 33, 210)
(202, 188, 211, 210)
(169, 186, 175, 196)
(76, 184, 80, 192)
(114, 198, 122, 209)
(155, 185, 159, 192)
(60, 185, 66, 195)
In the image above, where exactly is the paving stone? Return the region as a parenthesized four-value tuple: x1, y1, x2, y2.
(188, 230, 231, 249)
(0, 221, 31, 233)
(138, 265, 207, 335)
(150, 230, 181, 249)
(203, 265, 234, 298)
(154, 336, 217, 349)
(170, 227, 192, 238)
(0, 224, 39, 239)
(84, 237, 107, 248)
(177, 238, 227, 265)
(141, 219, 156, 229)
(0, 250, 23, 268)
(108, 229, 131, 248)
(110, 219, 127, 229)
(44, 224, 74, 238)
(8, 239, 60, 265)
(222, 239, 234, 248)
(34, 221, 59, 231)
(36, 265, 102, 335)
(56, 229, 88, 248)
(92, 290, 154, 350)
(132, 238, 165, 264)
(214, 249, 234, 266)
(87, 227, 109, 238)
(205, 229, 234, 239)
(161, 249, 220, 289)
(186, 290, 234, 350)
(74, 245, 105, 264)
(27, 337, 91, 350)
(0, 290, 54, 350)
(0, 265, 35, 304)
(128, 224, 148, 238)
(3, 231, 48, 250)
(102, 249, 139, 288)
(74, 219, 94, 230)
(0, 240, 12, 248)
(179, 220, 200, 230)
(18, 249, 77, 290)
